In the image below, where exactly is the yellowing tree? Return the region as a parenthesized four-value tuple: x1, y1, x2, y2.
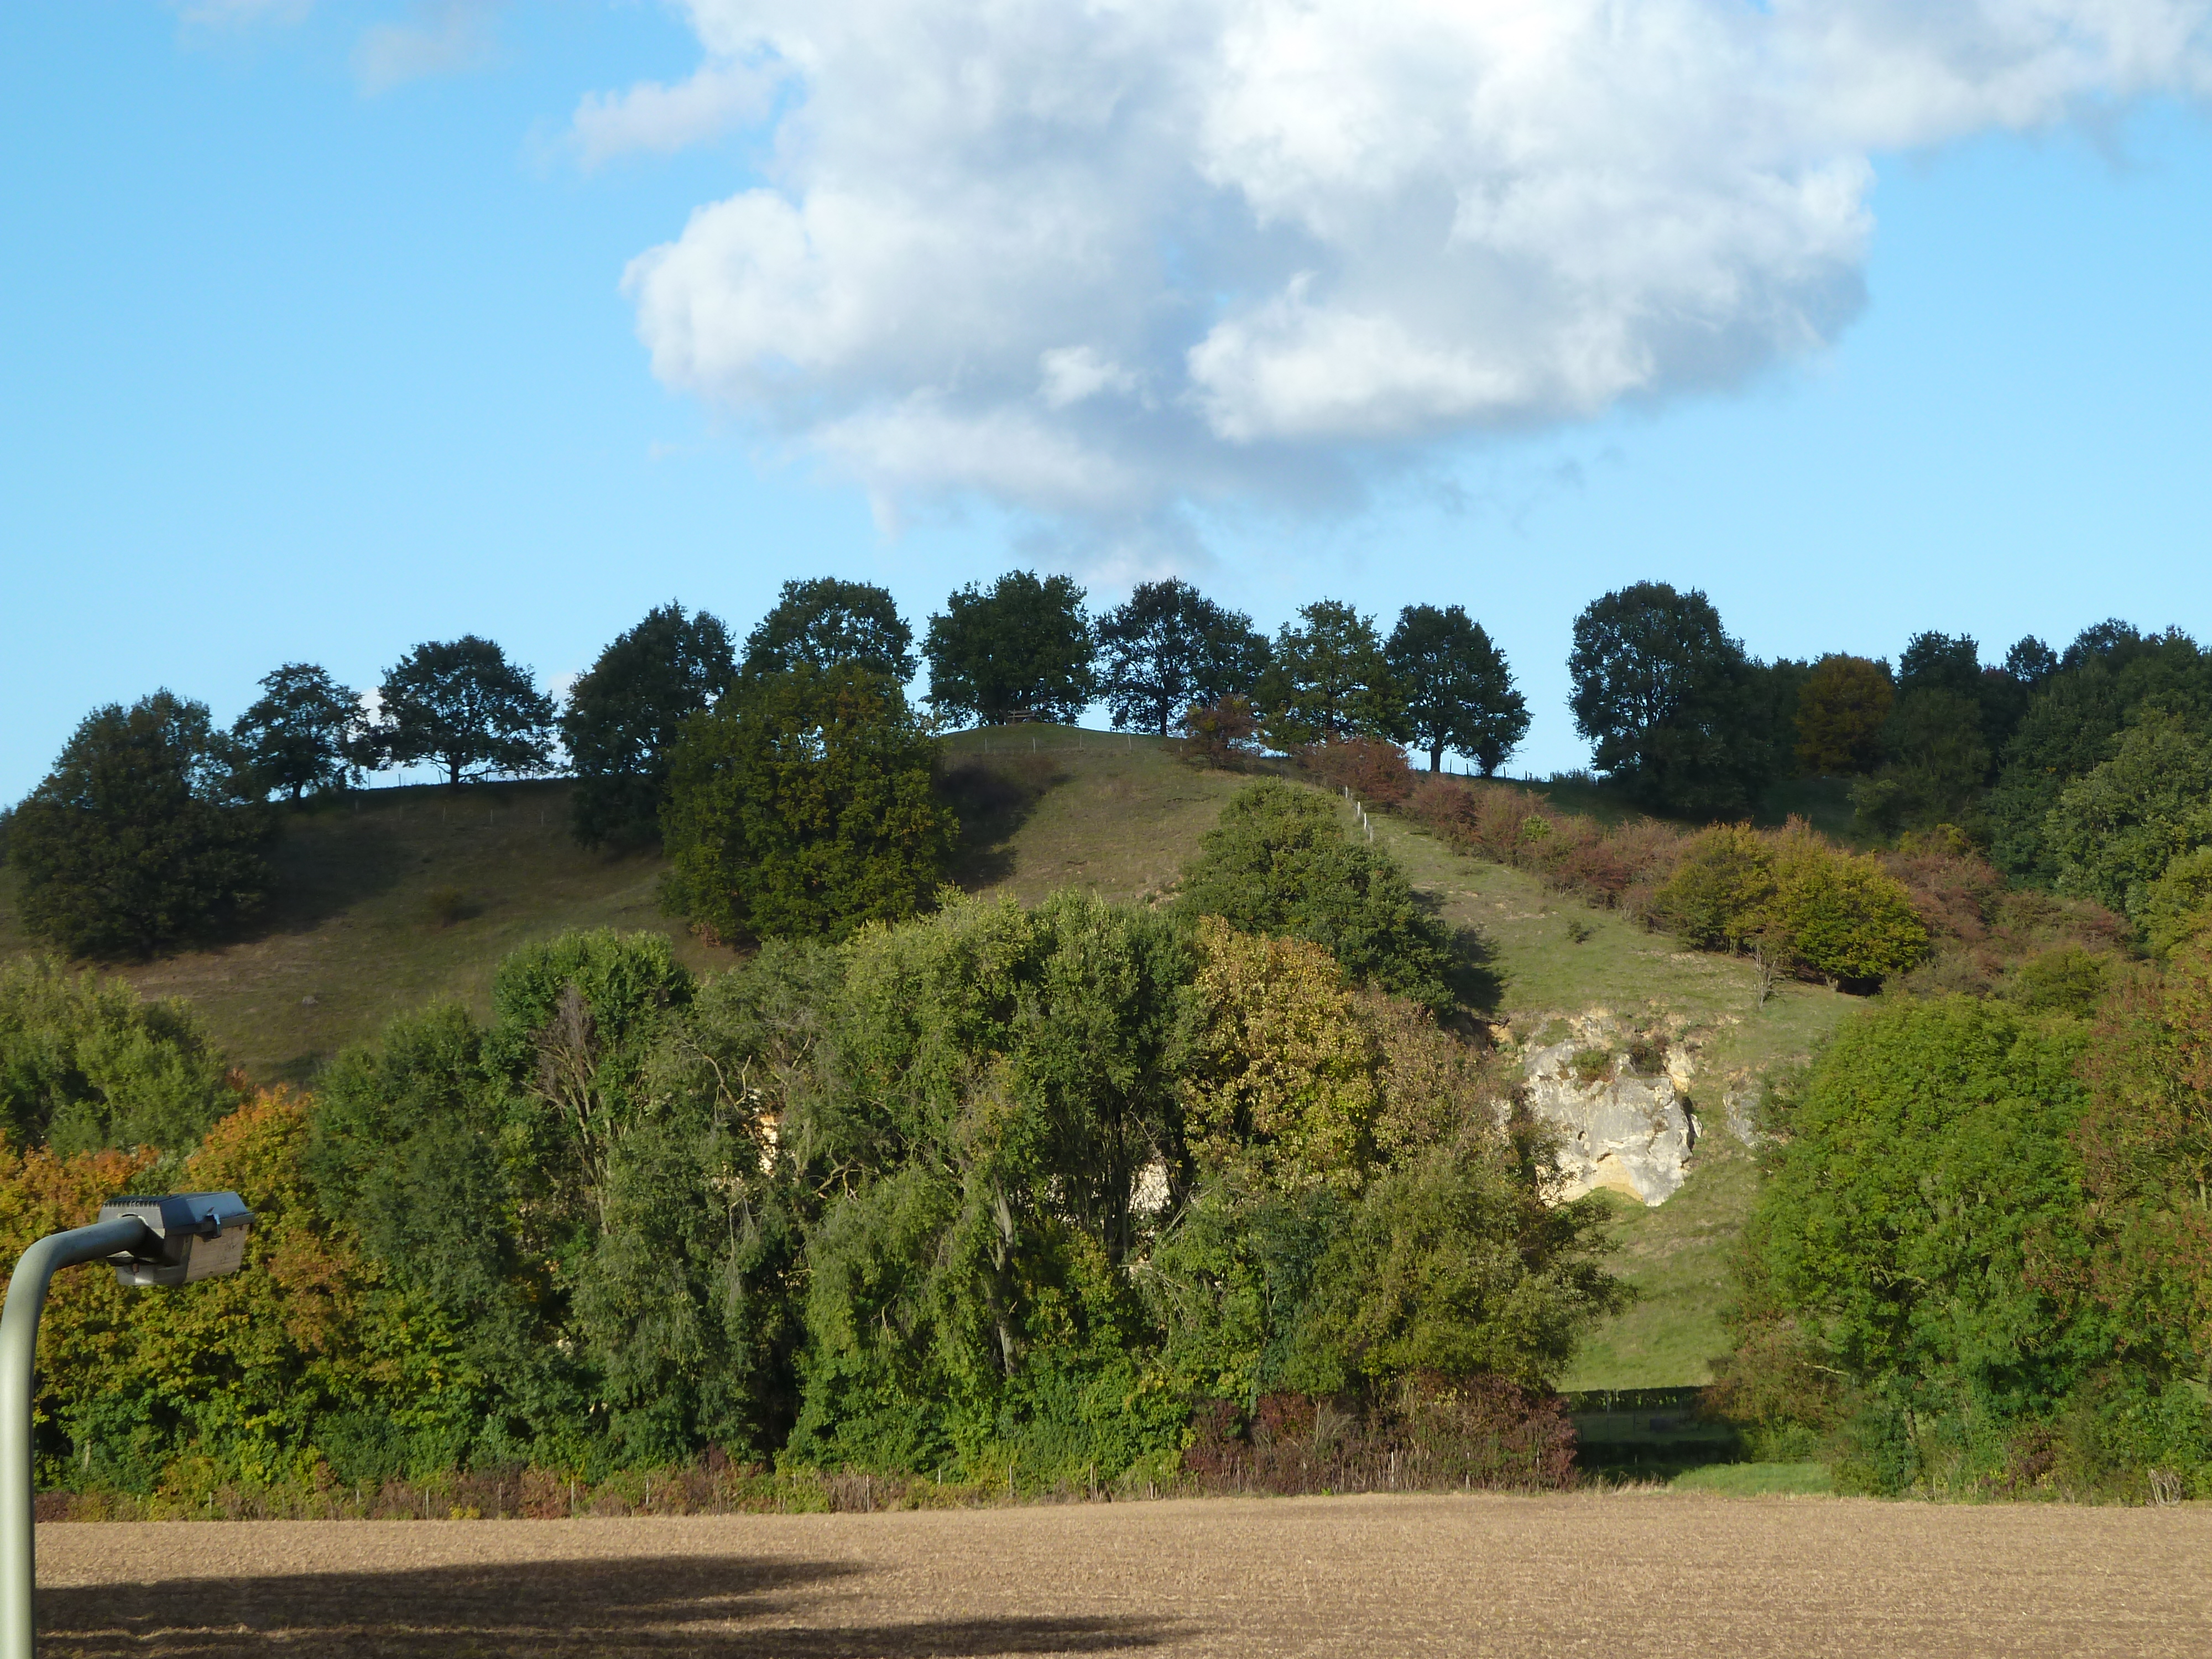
(1181, 917, 1378, 1191)
(1794, 653, 1893, 776)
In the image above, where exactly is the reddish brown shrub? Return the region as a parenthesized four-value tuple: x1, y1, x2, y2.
(1302, 737, 1415, 806)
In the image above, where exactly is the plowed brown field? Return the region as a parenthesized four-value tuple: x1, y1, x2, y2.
(35, 1492, 2212, 1658)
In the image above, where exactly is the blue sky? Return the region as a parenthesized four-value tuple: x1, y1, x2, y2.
(4, 3, 2209, 802)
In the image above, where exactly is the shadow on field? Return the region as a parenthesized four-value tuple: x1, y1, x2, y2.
(39, 1553, 1172, 1657)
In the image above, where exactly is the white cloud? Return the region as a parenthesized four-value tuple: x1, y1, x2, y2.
(600, 0, 2212, 533)
(354, 1, 503, 95)
(571, 60, 782, 170)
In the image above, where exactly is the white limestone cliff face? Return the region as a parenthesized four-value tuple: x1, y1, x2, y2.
(1495, 1009, 1757, 1207)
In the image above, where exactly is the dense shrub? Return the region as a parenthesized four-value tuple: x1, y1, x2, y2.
(1652, 826, 1775, 951)
(1724, 995, 2212, 1496)
(1176, 781, 1458, 1013)
(660, 663, 956, 943)
(1769, 841, 1929, 987)
(11, 692, 277, 959)
(0, 956, 236, 1156)
(2141, 847, 2212, 957)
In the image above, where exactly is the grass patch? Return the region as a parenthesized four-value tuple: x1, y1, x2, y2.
(1559, 1139, 1764, 1390)
(937, 726, 1261, 906)
(0, 780, 732, 1085)
(1670, 1462, 1834, 1497)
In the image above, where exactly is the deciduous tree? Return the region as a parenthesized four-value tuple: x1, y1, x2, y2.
(741, 577, 916, 684)
(365, 636, 557, 789)
(230, 663, 364, 801)
(1255, 601, 1400, 748)
(1793, 654, 1893, 776)
(1384, 604, 1528, 774)
(9, 691, 276, 958)
(1096, 578, 1269, 737)
(660, 664, 956, 942)
(925, 571, 1095, 726)
(561, 604, 735, 849)
(1567, 582, 1770, 816)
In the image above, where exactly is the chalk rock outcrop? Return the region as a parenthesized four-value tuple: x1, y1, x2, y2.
(1509, 1011, 1697, 1207)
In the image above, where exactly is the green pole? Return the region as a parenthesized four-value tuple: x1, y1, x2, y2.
(0, 1218, 153, 1659)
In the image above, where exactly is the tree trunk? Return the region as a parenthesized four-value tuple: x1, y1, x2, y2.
(1429, 742, 1443, 773)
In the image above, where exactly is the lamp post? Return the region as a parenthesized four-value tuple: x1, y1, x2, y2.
(0, 1192, 253, 1659)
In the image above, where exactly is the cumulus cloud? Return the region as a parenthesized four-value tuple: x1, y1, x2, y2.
(602, 1, 2212, 531)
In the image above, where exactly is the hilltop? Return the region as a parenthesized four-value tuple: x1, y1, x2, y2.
(0, 725, 1860, 1389)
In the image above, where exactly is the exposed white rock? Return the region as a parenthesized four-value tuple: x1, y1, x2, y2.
(1509, 1010, 1697, 1207)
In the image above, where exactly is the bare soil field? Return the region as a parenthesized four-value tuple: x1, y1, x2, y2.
(34, 1491, 2212, 1658)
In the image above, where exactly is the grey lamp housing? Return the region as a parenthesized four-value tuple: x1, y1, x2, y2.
(96, 1192, 254, 1288)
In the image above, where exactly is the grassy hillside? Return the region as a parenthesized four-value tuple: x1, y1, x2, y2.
(0, 780, 730, 1084)
(2, 728, 1853, 1387)
(1367, 808, 1855, 1390)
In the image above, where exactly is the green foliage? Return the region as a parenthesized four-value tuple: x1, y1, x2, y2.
(1174, 781, 1458, 1013)
(2047, 716, 2212, 925)
(1850, 687, 1991, 838)
(740, 577, 916, 684)
(1770, 846, 1929, 986)
(1384, 604, 1528, 775)
(561, 603, 736, 850)
(1793, 653, 1892, 776)
(2004, 948, 2112, 1019)
(1296, 1142, 1625, 1393)
(1255, 599, 1400, 748)
(308, 1001, 558, 1465)
(1650, 823, 1926, 985)
(0, 956, 233, 1155)
(2071, 942, 2212, 1388)
(1986, 628, 2212, 881)
(1732, 997, 2209, 1494)
(1567, 581, 1772, 817)
(660, 664, 956, 943)
(1096, 578, 1269, 738)
(925, 570, 1095, 727)
(1653, 825, 1776, 952)
(2141, 846, 2212, 956)
(787, 891, 1191, 1472)
(229, 663, 364, 801)
(9, 690, 277, 959)
(364, 635, 557, 789)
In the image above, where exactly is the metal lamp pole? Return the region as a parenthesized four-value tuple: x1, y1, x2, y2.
(0, 1193, 253, 1659)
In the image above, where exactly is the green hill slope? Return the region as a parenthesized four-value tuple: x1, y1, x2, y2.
(1, 727, 1853, 1388)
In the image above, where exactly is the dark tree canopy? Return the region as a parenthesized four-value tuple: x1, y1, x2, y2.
(1567, 582, 1770, 817)
(8, 691, 276, 958)
(660, 664, 957, 942)
(230, 663, 363, 802)
(925, 570, 1095, 727)
(1384, 604, 1528, 774)
(1095, 578, 1270, 737)
(561, 604, 736, 849)
(741, 578, 916, 684)
(366, 635, 557, 789)
(1896, 632, 1984, 701)
(1256, 600, 1401, 748)
(1794, 654, 1893, 776)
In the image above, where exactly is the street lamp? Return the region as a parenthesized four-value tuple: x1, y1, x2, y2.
(0, 1192, 253, 1659)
